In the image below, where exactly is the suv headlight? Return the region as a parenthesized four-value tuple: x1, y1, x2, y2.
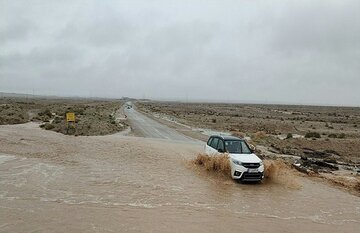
(232, 159, 242, 166)
(259, 161, 263, 166)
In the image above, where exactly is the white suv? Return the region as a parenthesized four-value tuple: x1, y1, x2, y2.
(205, 135, 264, 181)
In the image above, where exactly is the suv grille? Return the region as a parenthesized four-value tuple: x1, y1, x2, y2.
(242, 163, 260, 168)
(242, 172, 262, 181)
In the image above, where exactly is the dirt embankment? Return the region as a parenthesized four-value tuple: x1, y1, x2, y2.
(0, 97, 127, 136)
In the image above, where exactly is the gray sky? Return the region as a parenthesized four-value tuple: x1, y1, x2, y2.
(1, 0, 359, 106)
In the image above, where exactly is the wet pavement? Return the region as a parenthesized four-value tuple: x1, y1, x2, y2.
(125, 107, 194, 142)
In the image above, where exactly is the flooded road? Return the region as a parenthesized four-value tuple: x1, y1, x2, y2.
(0, 123, 359, 232)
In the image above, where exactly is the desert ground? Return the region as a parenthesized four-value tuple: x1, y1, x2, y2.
(0, 97, 127, 136)
(0, 97, 359, 232)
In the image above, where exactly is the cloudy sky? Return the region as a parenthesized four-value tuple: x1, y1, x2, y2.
(1, 0, 359, 106)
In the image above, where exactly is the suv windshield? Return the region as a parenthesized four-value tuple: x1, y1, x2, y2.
(224, 140, 252, 154)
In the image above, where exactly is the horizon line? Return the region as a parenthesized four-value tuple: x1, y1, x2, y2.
(1, 91, 359, 108)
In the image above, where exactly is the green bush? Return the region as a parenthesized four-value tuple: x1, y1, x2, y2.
(53, 116, 62, 124)
(286, 133, 293, 139)
(38, 109, 52, 118)
(305, 132, 321, 138)
(44, 123, 55, 130)
(74, 108, 85, 115)
(328, 133, 346, 139)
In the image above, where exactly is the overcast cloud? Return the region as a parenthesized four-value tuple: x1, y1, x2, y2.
(1, 0, 359, 106)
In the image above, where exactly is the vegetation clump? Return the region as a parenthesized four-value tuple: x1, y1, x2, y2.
(38, 109, 52, 118)
(305, 132, 321, 138)
(328, 133, 346, 139)
(44, 123, 55, 130)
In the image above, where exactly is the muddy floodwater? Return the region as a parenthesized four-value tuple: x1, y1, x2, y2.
(0, 123, 359, 232)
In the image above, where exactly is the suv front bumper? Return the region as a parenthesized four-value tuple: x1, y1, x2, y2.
(240, 172, 264, 181)
(231, 164, 264, 181)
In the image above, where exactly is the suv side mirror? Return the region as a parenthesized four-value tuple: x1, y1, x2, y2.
(248, 144, 256, 153)
(218, 148, 224, 153)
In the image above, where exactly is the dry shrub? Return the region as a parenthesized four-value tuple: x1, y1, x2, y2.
(305, 132, 321, 138)
(193, 153, 231, 177)
(264, 159, 301, 189)
(231, 131, 245, 138)
(252, 131, 267, 142)
(355, 181, 360, 193)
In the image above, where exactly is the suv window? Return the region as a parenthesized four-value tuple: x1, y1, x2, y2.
(207, 137, 213, 146)
(217, 139, 225, 151)
(224, 140, 252, 154)
(210, 138, 219, 149)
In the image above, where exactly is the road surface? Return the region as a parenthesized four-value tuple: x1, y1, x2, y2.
(125, 106, 194, 142)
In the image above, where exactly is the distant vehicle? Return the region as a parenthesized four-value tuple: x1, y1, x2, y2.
(205, 135, 264, 182)
(126, 105, 132, 109)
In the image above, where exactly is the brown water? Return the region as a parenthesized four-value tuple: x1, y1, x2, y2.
(0, 123, 359, 232)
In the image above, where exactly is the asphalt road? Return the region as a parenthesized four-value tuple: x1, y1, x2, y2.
(124, 106, 194, 142)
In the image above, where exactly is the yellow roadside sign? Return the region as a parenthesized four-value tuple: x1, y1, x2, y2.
(66, 112, 75, 122)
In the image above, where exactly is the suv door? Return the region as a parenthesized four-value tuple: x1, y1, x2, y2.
(208, 137, 219, 155)
(217, 139, 225, 153)
(205, 137, 214, 155)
